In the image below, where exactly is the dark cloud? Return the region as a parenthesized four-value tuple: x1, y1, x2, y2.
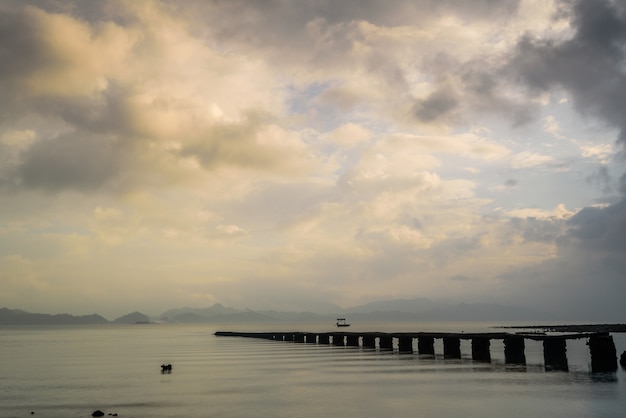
(491, 1, 626, 320)
(497, 198, 626, 320)
(415, 51, 538, 128)
(567, 198, 626, 253)
(498, 252, 626, 320)
(620, 172, 626, 195)
(404, 0, 626, 132)
(0, 6, 141, 192)
(586, 165, 614, 195)
(413, 87, 459, 123)
(509, 0, 626, 143)
(461, 64, 539, 126)
(511, 0, 626, 267)
(183, 0, 520, 85)
(0, 3, 313, 194)
(0, 8, 42, 81)
(16, 132, 122, 191)
(0, 6, 144, 137)
(504, 179, 517, 188)
(193, 0, 520, 36)
(0, 6, 50, 118)
(509, 216, 565, 244)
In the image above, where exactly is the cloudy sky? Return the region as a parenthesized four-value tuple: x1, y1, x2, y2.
(1, 0, 625, 320)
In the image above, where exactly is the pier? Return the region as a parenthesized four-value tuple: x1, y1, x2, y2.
(214, 330, 619, 373)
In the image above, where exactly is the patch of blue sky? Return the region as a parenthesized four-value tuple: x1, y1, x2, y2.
(284, 80, 384, 134)
(284, 81, 331, 115)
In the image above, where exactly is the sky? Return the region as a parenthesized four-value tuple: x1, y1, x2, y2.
(1, 0, 625, 320)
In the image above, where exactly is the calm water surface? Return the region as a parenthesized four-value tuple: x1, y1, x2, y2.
(1, 322, 625, 417)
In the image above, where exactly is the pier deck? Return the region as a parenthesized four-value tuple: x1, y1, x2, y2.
(215, 330, 620, 372)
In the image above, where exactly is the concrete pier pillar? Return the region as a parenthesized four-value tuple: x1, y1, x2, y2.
(273, 333, 284, 341)
(443, 337, 461, 358)
(504, 336, 526, 364)
(471, 337, 491, 362)
(346, 335, 360, 347)
(318, 334, 330, 344)
(304, 333, 317, 343)
(543, 338, 568, 371)
(379, 335, 393, 350)
(417, 337, 435, 355)
(294, 333, 305, 343)
(362, 334, 376, 348)
(333, 334, 345, 346)
(398, 336, 413, 353)
(588, 334, 618, 372)
(284, 333, 294, 342)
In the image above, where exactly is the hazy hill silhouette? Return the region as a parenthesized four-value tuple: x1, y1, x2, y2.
(0, 308, 108, 325)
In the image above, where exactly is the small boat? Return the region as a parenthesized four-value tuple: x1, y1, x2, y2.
(336, 318, 350, 327)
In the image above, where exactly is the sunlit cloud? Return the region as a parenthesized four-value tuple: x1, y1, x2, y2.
(0, 0, 625, 320)
(510, 151, 556, 169)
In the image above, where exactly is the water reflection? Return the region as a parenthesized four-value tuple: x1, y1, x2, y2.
(588, 372, 618, 383)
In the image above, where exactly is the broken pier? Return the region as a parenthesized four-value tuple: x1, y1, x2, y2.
(214, 330, 619, 373)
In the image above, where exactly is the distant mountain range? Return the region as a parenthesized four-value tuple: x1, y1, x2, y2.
(0, 308, 149, 325)
(158, 300, 554, 324)
(0, 299, 558, 325)
(0, 308, 109, 325)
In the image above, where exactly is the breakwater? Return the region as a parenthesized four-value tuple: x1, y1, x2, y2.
(215, 330, 619, 373)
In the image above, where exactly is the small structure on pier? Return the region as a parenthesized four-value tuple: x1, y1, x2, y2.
(215, 329, 620, 373)
(336, 318, 350, 327)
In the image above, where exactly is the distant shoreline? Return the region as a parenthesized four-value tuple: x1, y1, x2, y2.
(496, 324, 626, 333)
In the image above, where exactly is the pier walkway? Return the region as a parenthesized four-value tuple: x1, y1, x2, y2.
(215, 330, 619, 372)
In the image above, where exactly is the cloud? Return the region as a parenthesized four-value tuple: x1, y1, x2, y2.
(492, 2, 626, 319)
(510, 151, 555, 169)
(178, 115, 314, 174)
(325, 123, 372, 149)
(413, 86, 459, 123)
(504, 179, 518, 188)
(497, 197, 626, 320)
(499, 1, 626, 317)
(580, 143, 613, 163)
(15, 132, 123, 191)
(508, 0, 626, 143)
(0, 5, 135, 105)
(209, 224, 248, 241)
(567, 198, 626, 252)
(1, 0, 626, 319)
(0, 2, 306, 194)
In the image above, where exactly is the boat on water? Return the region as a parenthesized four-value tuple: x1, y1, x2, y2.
(336, 318, 350, 327)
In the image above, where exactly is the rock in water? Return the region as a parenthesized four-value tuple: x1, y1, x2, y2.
(92, 410, 105, 417)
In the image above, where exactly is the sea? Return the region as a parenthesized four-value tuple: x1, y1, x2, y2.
(1, 322, 625, 418)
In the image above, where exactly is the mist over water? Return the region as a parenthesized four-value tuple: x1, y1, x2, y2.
(1, 323, 625, 417)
